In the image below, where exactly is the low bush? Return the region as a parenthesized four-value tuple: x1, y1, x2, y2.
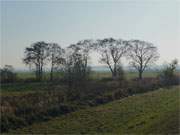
(0, 90, 73, 133)
(158, 59, 180, 86)
(100, 77, 113, 82)
(95, 95, 113, 104)
(1, 114, 27, 132)
(0, 65, 17, 83)
(128, 77, 160, 94)
(112, 88, 129, 99)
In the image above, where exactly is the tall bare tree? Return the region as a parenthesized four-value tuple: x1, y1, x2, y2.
(64, 41, 92, 89)
(23, 41, 49, 81)
(94, 38, 128, 79)
(76, 39, 94, 74)
(127, 40, 159, 79)
(48, 43, 65, 81)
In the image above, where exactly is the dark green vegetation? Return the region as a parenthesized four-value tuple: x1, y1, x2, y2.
(3, 70, 159, 82)
(10, 86, 180, 134)
(1, 71, 179, 133)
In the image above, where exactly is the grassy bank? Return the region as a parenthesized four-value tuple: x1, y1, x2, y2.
(11, 86, 180, 134)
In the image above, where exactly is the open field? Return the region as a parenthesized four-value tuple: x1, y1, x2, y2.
(16, 70, 160, 80)
(10, 86, 180, 134)
(90, 71, 160, 80)
(1, 71, 150, 93)
(16, 70, 180, 80)
(16, 71, 63, 80)
(2, 71, 179, 94)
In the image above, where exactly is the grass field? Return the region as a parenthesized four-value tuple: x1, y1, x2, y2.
(1, 83, 54, 97)
(17, 71, 64, 80)
(90, 71, 160, 80)
(16, 71, 160, 80)
(15, 70, 180, 81)
(1, 71, 159, 93)
(11, 86, 180, 134)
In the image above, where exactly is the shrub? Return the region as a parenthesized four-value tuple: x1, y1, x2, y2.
(0, 65, 17, 83)
(158, 59, 179, 86)
(0, 90, 68, 133)
(100, 77, 113, 82)
(117, 65, 125, 81)
(128, 77, 160, 94)
(0, 114, 27, 132)
(112, 89, 129, 100)
(95, 95, 113, 104)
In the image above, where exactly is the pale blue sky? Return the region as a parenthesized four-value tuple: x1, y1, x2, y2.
(1, 0, 180, 69)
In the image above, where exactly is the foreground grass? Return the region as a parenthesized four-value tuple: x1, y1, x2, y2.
(11, 86, 180, 134)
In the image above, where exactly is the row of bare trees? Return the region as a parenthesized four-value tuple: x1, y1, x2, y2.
(23, 42, 65, 81)
(23, 38, 159, 81)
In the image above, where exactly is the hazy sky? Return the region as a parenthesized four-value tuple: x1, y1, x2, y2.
(1, 0, 180, 69)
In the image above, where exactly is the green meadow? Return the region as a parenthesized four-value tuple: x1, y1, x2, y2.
(16, 70, 159, 80)
(11, 86, 180, 134)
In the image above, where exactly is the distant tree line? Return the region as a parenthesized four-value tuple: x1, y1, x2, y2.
(1, 37, 179, 85)
(22, 38, 160, 82)
(0, 39, 179, 133)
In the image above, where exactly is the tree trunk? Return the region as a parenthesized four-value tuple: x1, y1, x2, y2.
(50, 54, 55, 81)
(40, 65, 42, 81)
(139, 71, 142, 80)
(112, 63, 117, 80)
(139, 58, 143, 80)
(50, 63, 54, 81)
(38, 64, 41, 81)
(112, 72, 117, 80)
(106, 62, 114, 79)
(35, 65, 39, 81)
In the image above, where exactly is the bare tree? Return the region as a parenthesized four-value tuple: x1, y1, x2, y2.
(63, 42, 92, 89)
(94, 38, 128, 79)
(48, 43, 65, 81)
(127, 40, 159, 79)
(76, 39, 94, 74)
(23, 41, 49, 81)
